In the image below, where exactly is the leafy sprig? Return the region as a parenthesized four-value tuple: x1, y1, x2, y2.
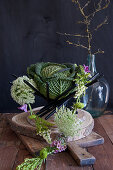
(16, 147, 55, 170)
(16, 139, 67, 170)
(29, 114, 55, 144)
(73, 64, 91, 112)
(16, 157, 43, 170)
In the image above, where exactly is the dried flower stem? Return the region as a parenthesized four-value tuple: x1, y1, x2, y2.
(66, 40, 88, 50)
(57, 32, 88, 38)
(94, 16, 108, 31)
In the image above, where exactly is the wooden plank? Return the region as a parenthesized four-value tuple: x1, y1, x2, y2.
(0, 115, 8, 128)
(0, 127, 21, 147)
(12, 146, 32, 170)
(0, 146, 18, 170)
(88, 119, 113, 170)
(99, 115, 113, 142)
(17, 134, 48, 156)
(46, 152, 93, 170)
(0, 128, 3, 136)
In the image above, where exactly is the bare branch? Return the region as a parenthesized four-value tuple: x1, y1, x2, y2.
(57, 32, 88, 38)
(93, 49, 104, 55)
(69, 0, 110, 55)
(72, 0, 86, 18)
(77, 20, 86, 24)
(94, 16, 108, 31)
(87, 0, 110, 18)
(82, 0, 91, 11)
(66, 40, 88, 50)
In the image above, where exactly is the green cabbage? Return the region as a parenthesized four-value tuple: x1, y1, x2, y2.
(27, 62, 76, 99)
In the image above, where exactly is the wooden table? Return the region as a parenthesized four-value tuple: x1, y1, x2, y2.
(0, 110, 113, 170)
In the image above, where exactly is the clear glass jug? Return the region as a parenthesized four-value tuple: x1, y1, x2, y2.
(82, 54, 109, 118)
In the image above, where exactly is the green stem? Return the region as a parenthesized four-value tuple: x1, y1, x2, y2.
(28, 103, 33, 115)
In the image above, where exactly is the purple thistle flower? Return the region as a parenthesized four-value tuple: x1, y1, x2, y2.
(83, 64, 90, 73)
(18, 104, 27, 112)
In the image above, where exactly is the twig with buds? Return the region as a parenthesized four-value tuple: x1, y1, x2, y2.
(58, 0, 110, 56)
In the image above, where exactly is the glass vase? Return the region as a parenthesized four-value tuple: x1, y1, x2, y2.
(82, 54, 109, 118)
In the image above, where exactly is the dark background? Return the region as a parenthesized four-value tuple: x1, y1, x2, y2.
(0, 0, 113, 113)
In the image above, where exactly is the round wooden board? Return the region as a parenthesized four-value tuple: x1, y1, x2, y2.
(10, 107, 94, 142)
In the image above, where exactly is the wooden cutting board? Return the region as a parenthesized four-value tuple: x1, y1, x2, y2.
(7, 108, 104, 166)
(16, 131, 104, 166)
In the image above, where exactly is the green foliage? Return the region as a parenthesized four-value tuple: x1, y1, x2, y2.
(74, 65, 90, 100)
(73, 102, 84, 110)
(16, 146, 55, 170)
(39, 148, 48, 159)
(11, 76, 37, 105)
(27, 62, 76, 99)
(72, 65, 91, 113)
(29, 115, 54, 144)
(16, 157, 43, 170)
(55, 106, 82, 137)
(74, 65, 90, 85)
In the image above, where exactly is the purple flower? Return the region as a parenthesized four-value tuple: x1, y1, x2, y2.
(83, 64, 90, 73)
(50, 139, 67, 153)
(18, 104, 27, 112)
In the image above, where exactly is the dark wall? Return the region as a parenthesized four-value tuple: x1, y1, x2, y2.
(0, 0, 113, 112)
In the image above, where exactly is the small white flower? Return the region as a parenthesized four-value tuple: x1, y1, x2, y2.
(11, 76, 37, 105)
(55, 106, 82, 138)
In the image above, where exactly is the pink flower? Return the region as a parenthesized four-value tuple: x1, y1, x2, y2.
(18, 104, 27, 112)
(83, 64, 90, 73)
(51, 139, 67, 153)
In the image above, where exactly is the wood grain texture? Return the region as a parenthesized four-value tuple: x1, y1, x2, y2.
(17, 134, 48, 156)
(1, 112, 113, 170)
(12, 144, 32, 170)
(88, 118, 113, 170)
(6, 110, 104, 167)
(67, 132, 103, 166)
(15, 130, 104, 166)
(46, 152, 93, 170)
(0, 146, 18, 170)
(68, 143, 96, 166)
(0, 113, 30, 170)
(70, 131, 104, 148)
(99, 115, 113, 142)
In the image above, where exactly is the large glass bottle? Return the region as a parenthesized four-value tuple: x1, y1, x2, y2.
(82, 54, 109, 118)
